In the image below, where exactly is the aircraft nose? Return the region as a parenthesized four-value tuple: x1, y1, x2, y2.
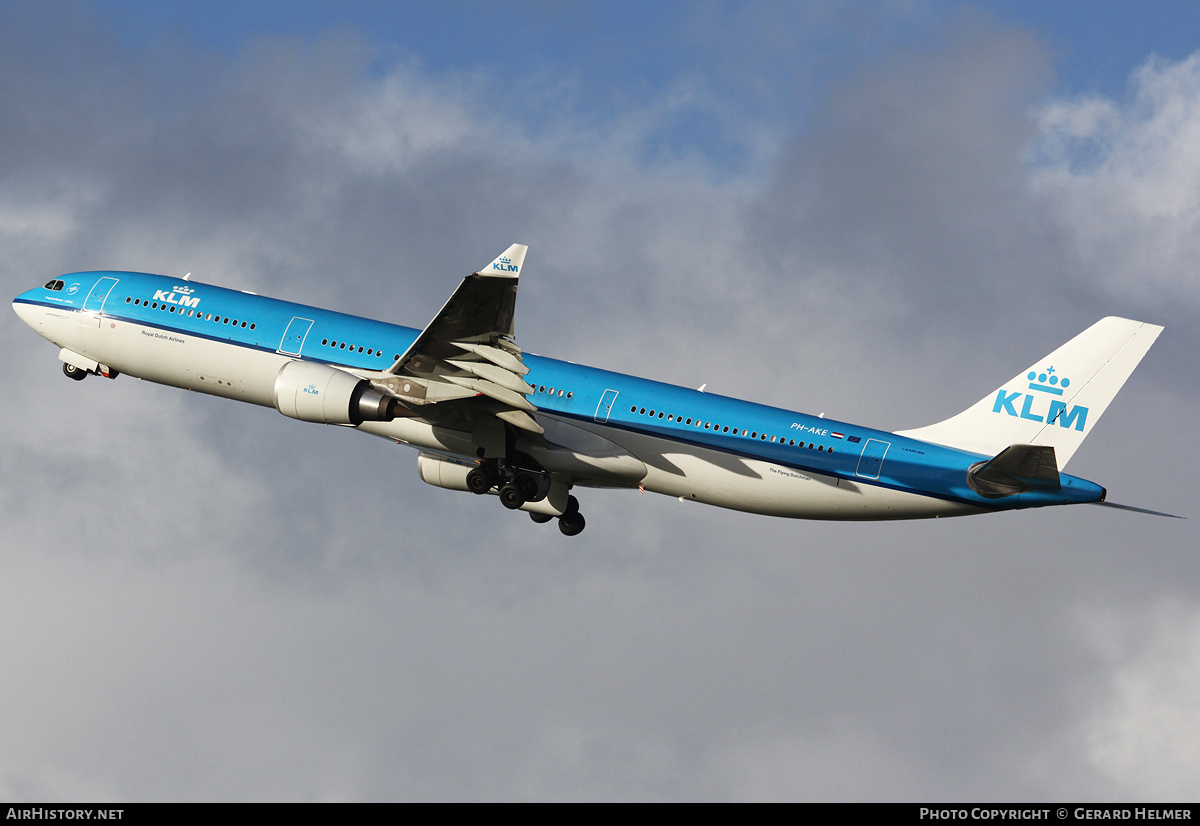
(13, 296, 33, 326)
(13, 291, 44, 331)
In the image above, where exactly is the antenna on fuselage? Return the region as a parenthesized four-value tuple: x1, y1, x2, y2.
(182, 273, 191, 281)
(697, 383, 707, 393)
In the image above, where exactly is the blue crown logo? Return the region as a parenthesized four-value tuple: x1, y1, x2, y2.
(173, 285, 195, 294)
(1027, 366, 1070, 396)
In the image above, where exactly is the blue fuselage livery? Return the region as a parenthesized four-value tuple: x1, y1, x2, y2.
(13, 245, 1169, 536)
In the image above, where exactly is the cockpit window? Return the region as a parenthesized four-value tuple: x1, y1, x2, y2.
(43, 280, 64, 291)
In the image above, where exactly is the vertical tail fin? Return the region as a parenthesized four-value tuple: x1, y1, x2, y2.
(896, 317, 1162, 467)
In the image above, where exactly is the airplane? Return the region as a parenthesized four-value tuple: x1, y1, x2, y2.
(12, 244, 1175, 536)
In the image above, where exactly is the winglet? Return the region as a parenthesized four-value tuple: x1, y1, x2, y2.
(479, 244, 527, 278)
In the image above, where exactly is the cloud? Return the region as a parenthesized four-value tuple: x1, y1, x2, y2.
(1079, 603, 1200, 800)
(1, 2, 1197, 802)
(1033, 53, 1200, 310)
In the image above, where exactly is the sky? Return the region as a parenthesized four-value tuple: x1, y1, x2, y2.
(1, 0, 1198, 802)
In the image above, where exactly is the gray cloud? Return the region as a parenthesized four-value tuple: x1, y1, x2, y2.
(0, 2, 1196, 801)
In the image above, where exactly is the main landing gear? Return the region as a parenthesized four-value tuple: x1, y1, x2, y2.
(553, 497, 585, 537)
(466, 459, 587, 536)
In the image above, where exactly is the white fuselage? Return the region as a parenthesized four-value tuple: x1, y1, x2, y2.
(14, 298, 981, 521)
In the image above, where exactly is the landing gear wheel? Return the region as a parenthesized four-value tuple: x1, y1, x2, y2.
(62, 362, 87, 381)
(516, 473, 541, 502)
(559, 510, 586, 536)
(499, 483, 526, 510)
(564, 495, 580, 516)
(466, 467, 492, 495)
(529, 512, 553, 524)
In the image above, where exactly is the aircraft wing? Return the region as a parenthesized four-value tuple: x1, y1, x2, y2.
(370, 244, 544, 435)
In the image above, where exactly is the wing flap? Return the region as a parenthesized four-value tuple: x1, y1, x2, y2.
(496, 408, 544, 434)
(450, 341, 529, 375)
(380, 244, 539, 442)
(445, 358, 535, 395)
(443, 374, 536, 411)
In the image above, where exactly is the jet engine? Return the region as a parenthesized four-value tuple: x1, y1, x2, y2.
(416, 451, 475, 491)
(273, 360, 405, 425)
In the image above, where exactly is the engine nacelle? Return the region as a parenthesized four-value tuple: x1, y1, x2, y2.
(273, 360, 404, 425)
(416, 451, 475, 491)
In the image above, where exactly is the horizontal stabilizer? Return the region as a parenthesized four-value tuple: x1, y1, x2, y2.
(1091, 501, 1184, 519)
(967, 444, 1060, 499)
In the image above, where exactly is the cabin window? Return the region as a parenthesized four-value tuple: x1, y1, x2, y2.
(322, 339, 329, 346)
(125, 297, 131, 303)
